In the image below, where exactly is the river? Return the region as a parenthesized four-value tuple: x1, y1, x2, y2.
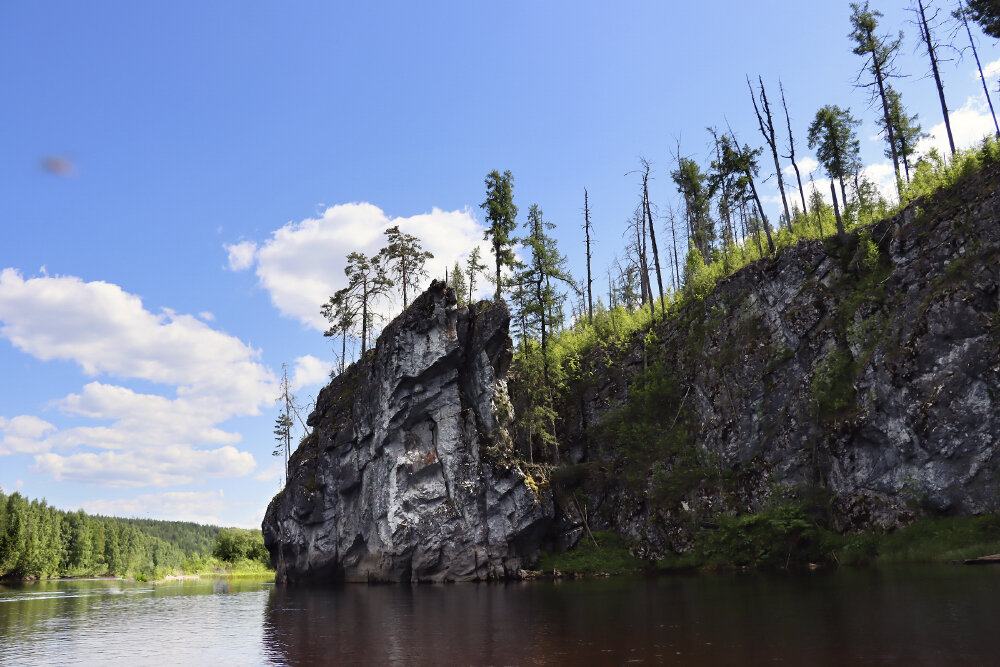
(2, 566, 999, 665)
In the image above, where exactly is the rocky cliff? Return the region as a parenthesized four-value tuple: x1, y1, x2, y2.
(262, 282, 551, 583)
(547, 165, 1000, 560)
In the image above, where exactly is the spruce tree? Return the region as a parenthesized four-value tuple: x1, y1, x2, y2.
(480, 170, 518, 301)
(808, 105, 861, 213)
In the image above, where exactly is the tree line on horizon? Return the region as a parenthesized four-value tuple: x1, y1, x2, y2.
(0, 489, 266, 580)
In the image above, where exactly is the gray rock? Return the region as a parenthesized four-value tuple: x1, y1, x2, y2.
(263, 281, 551, 583)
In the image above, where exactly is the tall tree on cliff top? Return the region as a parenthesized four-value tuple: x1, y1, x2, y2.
(955, 2, 1000, 139)
(749, 76, 793, 231)
(451, 260, 468, 304)
(808, 104, 861, 216)
(671, 156, 715, 264)
(966, 0, 1000, 38)
(914, 0, 957, 157)
(341, 251, 393, 354)
(379, 225, 433, 310)
(480, 170, 518, 301)
(850, 1, 906, 196)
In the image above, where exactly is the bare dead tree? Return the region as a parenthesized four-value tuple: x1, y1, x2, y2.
(956, 1, 1000, 138)
(915, 0, 957, 156)
(583, 188, 595, 324)
(780, 81, 809, 217)
(726, 122, 776, 254)
(640, 158, 666, 317)
(749, 75, 793, 232)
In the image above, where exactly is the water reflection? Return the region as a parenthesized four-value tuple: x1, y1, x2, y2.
(262, 568, 1000, 665)
(2, 568, 1000, 665)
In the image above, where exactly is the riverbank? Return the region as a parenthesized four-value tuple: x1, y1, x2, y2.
(540, 512, 1000, 576)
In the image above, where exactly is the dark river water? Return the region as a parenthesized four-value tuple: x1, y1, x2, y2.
(2, 566, 1000, 665)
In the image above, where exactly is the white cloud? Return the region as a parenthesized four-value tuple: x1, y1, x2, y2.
(225, 240, 258, 271)
(0, 269, 275, 486)
(80, 490, 229, 525)
(253, 460, 283, 483)
(198, 311, 215, 322)
(980, 58, 1000, 82)
(860, 161, 898, 201)
(291, 354, 332, 391)
(229, 203, 491, 330)
(0, 415, 56, 455)
(916, 96, 998, 158)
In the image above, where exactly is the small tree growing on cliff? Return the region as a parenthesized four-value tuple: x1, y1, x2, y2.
(321, 288, 357, 374)
(379, 225, 433, 310)
(340, 252, 393, 354)
(465, 245, 489, 301)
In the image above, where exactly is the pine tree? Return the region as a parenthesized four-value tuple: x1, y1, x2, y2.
(850, 1, 905, 195)
(808, 105, 861, 216)
(480, 170, 519, 300)
(340, 251, 393, 354)
(379, 225, 433, 310)
(671, 157, 715, 264)
(966, 0, 1000, 41)
(879, 86, 926, 182)
(321, 288, 357, 375)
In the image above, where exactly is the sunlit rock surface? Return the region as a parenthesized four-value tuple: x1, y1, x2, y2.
(263, 282, 551, 583)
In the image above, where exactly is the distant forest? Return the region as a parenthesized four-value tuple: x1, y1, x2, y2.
(0, 489, 265, 580)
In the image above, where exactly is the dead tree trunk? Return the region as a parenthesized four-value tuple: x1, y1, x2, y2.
(961, 6, 1000, 139)
(641, 160, 666, 316)
(831, 181, 846, 238)
(749, 75, 793, 232)
(583, 188, 594, 324)
(864, 25, 903, 196)
(780, 81, 809, 218)
(918, 0, 956, 156)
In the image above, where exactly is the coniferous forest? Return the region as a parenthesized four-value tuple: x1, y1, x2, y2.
(0, 490, 268, 581)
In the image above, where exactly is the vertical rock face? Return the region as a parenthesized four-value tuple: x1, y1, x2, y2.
(263, 282, 551, 583)
(549, 165, 1000, 557)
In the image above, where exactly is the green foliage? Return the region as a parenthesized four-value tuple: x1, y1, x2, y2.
(898, 138, 1000, 209)
(808, 105, 861, 191)
(672, 156, 715, 263)
(380, 225, 433, 309)
(0, 490, 269, 581)
(481, 169, 519, 299)
(212, 528, 269, 565)
(696, 503, 841, 570)
(538, 530, 644, 575)
(810, 345, 856, 419)
(967, 0, 1000, 38)
(875, 514, 1000, 563)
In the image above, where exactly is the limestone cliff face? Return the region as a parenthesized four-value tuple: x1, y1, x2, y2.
(549, 166, 1000, 558)
(262, 282, 551, 583)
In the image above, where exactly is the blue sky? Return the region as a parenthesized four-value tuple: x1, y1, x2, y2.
(2, 1, 998, 527)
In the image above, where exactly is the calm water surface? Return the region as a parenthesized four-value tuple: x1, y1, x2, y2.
(2, 567, 999, 665)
